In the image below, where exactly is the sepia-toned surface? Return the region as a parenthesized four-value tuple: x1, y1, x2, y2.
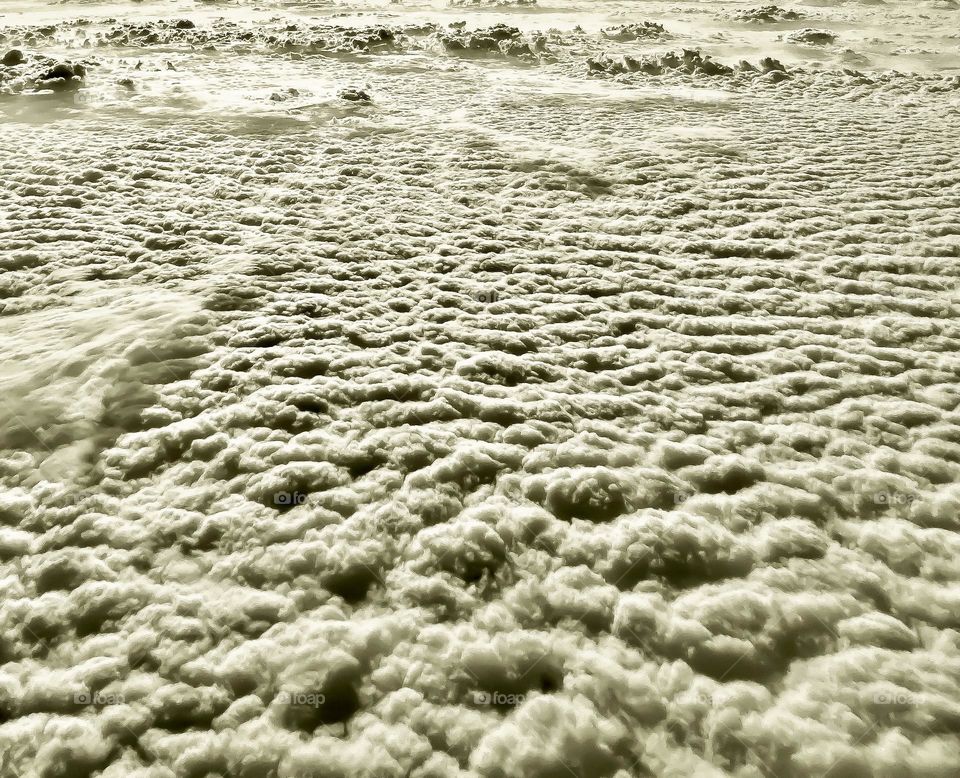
(1, 1, 959, 776)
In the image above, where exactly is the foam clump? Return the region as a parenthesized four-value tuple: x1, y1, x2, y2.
(338, 87, 372, 102)
(0, 52, 88, 96)
(434, 24, 548, 61)
(588, 48, 735, 77)
(84, 19, 414, 57)
(586, 48, 796, 85)
(449, 0, 537, 7)
(2, 48, 24, 66)
(39, 61, 85, 87)
(731, 5, 804, 22)
(600, 22, 668, 42)
(787, 28, 838, 45)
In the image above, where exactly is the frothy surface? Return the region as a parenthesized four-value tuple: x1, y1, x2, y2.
(1, 2, 959, 777)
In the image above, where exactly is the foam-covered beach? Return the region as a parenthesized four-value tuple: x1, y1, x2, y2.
(1, 1, 959, 776)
